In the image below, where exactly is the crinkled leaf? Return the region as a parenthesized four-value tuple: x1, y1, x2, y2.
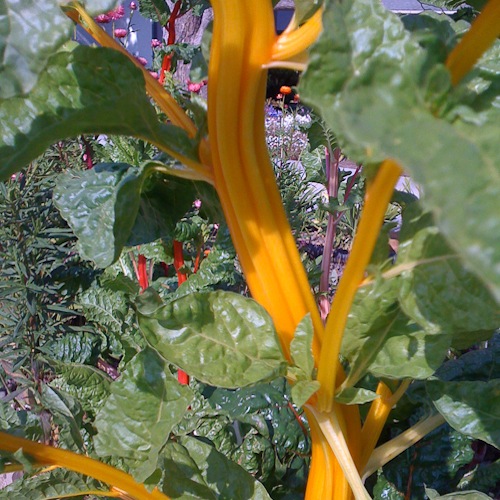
(396, 203, 500, 349)
(136, 289, 287, 388)
(40, 331, 102, 364)
(50, 363, 111, 414)
(334, 387, 379, 405)
(0, 468, 109, 500)
(179, 436, 272, 500)
(427, 379, 500, 449)
(0, 401, 42, 441)
(94, 348, 193, 482)
(0, 46, 197, 181)
(54, 162, 197, 267)
(301, 0, 500, 301)
(0, 0, 117, 99)
(382, 424, 474, 497)
(372, 473, 404, 499)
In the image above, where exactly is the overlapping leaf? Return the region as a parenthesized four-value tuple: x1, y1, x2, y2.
(301, 0, 500, 301)
(0, 0, 117, 99)
(0, 45, 197, 182)
(136, 289, 287, 388)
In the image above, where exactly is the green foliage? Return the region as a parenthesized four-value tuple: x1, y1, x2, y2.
(136, 289, 287, 388)
(300, 0, 500, 302)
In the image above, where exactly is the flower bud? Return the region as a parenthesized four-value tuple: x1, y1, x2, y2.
(114, 28, 128, 38)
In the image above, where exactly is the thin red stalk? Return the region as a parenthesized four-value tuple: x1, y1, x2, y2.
(159, 0, 182, 84)
(193, 247, 202, 273)
(319, 148, 340, 321)
(80, 136, 94, 169)
(173, 239, 189, 385)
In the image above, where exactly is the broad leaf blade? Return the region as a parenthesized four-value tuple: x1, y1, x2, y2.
(427, 379, 500, 449)
(0, 0, 117, 99)
(0, 46, 196, 181)
(94, 348, 193, 482)
(136, 289, 287, 388)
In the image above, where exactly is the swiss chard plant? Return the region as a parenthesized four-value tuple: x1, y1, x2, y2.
(1, 0, 499, 499)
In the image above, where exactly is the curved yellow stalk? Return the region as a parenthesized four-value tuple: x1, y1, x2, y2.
(446, 0, 500, 86)
(304, 407, 350, 500)
(0, 431, 170, 500)
(271, 8, 323, 63)
(317, 160, 403, 413)
(208, 0, 323, 360)
(62, 2, 213, 183)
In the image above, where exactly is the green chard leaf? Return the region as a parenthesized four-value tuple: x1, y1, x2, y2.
(136, 289, 287, 388)
(0, 0, 117, 99)
(0, 45, 197, 181)
(426, 379, 500, 449)
(0, 468, 110, 500)
(53, 161, 196, 267)
(425, 488, 492, 499)
(301, 0, 500, 302)
(93, 348, 193, 482)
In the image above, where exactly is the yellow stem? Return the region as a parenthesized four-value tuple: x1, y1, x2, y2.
(446, 0, 500, 86)
(271, 8, 323, 63)
(0, 431, 170, 500)
(317, 160, 403, 413)
(208, 0, 323, 360)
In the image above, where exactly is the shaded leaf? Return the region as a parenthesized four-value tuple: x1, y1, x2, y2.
(425, 487, 491, 499)
(39, 331, 102, 365)
(427, 379, 500, 449)
(136, 289, 287, 388)
(334, 387, 379, 405)
(180, 436, 272, 500)
(94, 348, 193, 482)
(1, 46, 196, 182)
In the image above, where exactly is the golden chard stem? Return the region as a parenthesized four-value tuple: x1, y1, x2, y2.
(0, 431, 170, 500)
(317, 160, 403, 413)
(446, 0, 500, 86)
(208, 0, 323, 360)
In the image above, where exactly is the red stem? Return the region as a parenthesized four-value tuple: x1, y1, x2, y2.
(80, 136, 94, 169)
(137, 254, 149, 291)
(173, 239, 189, 385)
(158, 0, 182, 84)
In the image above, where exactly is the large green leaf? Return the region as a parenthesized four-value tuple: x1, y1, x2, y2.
(93, 348, 193, 482)
(426, 488, 492, 499)
(0, 468, 109, 500)
(301, 0, 500, 301)
(427, 379, 500, 449)
(0, 45, 197, 181)
(136, 289, 287, 388)
(0, 0, 117, 99)
(54, 162, 196, 267)
(395, 203, 499, 349)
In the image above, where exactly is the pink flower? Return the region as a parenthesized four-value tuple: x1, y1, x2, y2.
(151, 38, 162, 48)
(193, 199, 202, 209)
(149, 71, 159, 79)
(130, 1, 137, 10)
(136, 56, 148, 66)
(114, 28, 128, 38)
(188, 82, 202, 93)
(107, 6, 125, 20)
(95, 13, 111, 23)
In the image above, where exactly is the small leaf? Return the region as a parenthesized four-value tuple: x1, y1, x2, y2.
(94, 348, 193, 482)
(425, 487, 491, 499)
(291, 380, 321, 408)
(136, 289, 287, 388)
(334, 387, 379, 405)
(290, 313, 315, 379)
(427, 379, 500, 449)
